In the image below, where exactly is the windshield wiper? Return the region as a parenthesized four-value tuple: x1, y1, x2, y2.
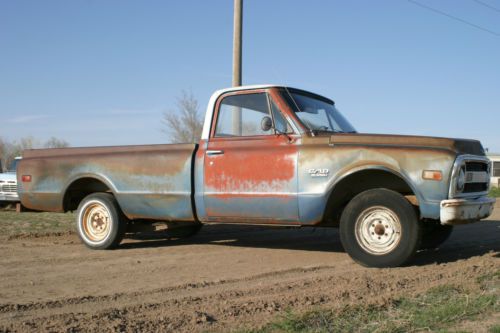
(311, 129, 344, 135)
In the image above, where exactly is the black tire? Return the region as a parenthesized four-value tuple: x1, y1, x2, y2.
(420, 220, 453, 250)
(166, 224, 202, 238)
(76, 193, 126, 250)
(339, 188, 421, 268)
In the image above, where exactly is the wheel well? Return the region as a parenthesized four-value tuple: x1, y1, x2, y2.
(323, 169, 418, 226)
(63, 178, 112, 212)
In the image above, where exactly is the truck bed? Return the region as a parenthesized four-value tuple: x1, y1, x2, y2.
(18, 144, 198, 221)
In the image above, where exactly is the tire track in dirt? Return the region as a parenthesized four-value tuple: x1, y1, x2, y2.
(0, 253, 497, 332)
(0, 217, 498, 332)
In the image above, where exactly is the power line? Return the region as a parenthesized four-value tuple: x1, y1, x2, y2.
(407, 0, 500, 37)
(472, 0, 500, 13)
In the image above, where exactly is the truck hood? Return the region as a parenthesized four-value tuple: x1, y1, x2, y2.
(0, 172, 17, 182)
(329, 133, 485, 156)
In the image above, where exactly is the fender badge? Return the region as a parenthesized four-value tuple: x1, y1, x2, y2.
(308, 168, 329, 177)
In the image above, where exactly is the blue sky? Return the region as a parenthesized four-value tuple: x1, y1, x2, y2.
(1, 0, 499, 152)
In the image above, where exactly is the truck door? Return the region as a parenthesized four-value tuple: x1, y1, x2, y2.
(203, 90, 299, 223)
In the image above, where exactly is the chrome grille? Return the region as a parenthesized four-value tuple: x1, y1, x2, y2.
(450, 155, 491, 198)
(465, 161, 488, 172)
(463, 183, 488, 193)
(463, 161, 490, 194)
(1, 184, 17, 193)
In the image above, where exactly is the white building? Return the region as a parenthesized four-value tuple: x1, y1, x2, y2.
(487, 153, 500, 188)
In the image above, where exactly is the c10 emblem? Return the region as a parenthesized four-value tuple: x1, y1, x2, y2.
(308, 169, 329, 177)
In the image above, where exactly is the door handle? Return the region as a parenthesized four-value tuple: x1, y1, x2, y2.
(207, 150, 224, 156)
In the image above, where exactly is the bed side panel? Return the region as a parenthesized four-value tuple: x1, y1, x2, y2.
(18, 144, 196, 221)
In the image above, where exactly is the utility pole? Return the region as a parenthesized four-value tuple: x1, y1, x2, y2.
(231, 0, 243, 135)
(232, 0, 242, 87)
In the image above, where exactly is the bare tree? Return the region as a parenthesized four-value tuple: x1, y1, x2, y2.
(0, 137, 5, 171)
(4, 136, 36, 169)
(44, 137, 70, 148)
(0, 136, 70, 171)
(162, 90, 203, 143)
(9, 136, 36, 158)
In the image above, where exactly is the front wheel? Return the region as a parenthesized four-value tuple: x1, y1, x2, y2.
(340, 189, 421, 268)
(76, 193, 126, 250)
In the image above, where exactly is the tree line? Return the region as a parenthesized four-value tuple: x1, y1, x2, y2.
(0, 136, 69, 172)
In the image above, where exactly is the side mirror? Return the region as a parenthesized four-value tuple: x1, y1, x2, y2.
(261, 116, 273, 132)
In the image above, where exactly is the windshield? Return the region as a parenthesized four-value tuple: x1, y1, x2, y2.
(284, 90, 356, 134)
(8, 159, 19, 173)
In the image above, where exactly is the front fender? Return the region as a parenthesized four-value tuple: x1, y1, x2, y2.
(328, 164, 424, 203)
(297, 144, 455, 224)
(298, 165, 421, 225)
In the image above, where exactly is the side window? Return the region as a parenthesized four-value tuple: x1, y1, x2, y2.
(270, 98, 293, 134)
(215, 93, 273, 137)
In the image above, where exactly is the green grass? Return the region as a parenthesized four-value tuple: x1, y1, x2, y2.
(0, 210, 75, 237)
(489, 187, 500, 198)
(490, 325, 500, 333)
(242, 272, 499, 333)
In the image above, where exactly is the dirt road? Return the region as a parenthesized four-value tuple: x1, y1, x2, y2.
(0, 208, 499, 332)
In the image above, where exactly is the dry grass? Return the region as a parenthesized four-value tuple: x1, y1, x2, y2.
(0, 210, 75, 238)
(242, 272, 499, 333)
(490, 187, 500, 198)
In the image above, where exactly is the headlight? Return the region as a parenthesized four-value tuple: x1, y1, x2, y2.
(456, 166, 466, 192)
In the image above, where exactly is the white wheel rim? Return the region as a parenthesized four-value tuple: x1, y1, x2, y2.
(81, 202, 111, 242)
(354, 206, 402, 255)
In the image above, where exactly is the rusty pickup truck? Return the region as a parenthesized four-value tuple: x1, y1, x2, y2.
(17, 85, 495, 267)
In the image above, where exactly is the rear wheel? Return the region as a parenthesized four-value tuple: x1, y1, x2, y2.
(76, 193, 126, 249)
(339, 189, 421, 268)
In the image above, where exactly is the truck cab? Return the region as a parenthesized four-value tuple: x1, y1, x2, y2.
(0, 157, 21, 204)
(195, 86, 493, 226)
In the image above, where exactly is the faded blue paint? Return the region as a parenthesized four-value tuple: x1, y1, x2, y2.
(193, 140, 208, 221)
(203, 196, 299, 222)
(296, 138, 456, 224)
(18, 144, 196, 221)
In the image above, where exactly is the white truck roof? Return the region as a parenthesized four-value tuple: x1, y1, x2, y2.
(201, 85, 281, 140)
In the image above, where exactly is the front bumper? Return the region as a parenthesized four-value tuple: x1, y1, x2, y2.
(440, 196, 495, 225)
(0, 192, 19, 202)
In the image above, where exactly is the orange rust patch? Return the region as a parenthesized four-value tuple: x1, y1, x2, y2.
(205, 144, 296, 193)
